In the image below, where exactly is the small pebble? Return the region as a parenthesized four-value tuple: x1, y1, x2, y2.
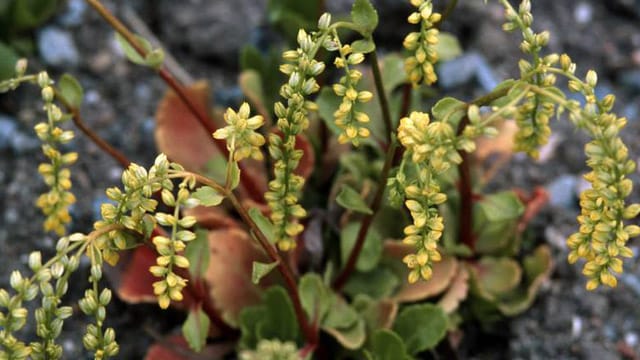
(437, 52, 499, 92)
(37, 27, 80, 67)
(620, 273, 640, 297)
(0, 115, 18, 151)
(571, 316, 583, 339)
(625, 332, 639, 347)
(574, 2, 593, 24)
(546, 175, 578, 209)
(57, 0, 87, 27)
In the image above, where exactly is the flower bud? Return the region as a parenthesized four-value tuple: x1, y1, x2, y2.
(14, 59, 27, 76)
(318, 13, 331, 30)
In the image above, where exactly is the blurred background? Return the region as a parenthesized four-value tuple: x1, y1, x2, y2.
(0, 0, 640, 358)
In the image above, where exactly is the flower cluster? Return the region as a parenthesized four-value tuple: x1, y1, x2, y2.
(213, 102, 265, 161)
(150, 181, 196, 309)
(395, 111, 473, 282)
(239, 339, 299, 360)
(266, 24, 330, 251)
(330, 38, 373, 145)
(563, 73, 640, 290)
(32, 71, 77, 235)
(404, 0, 441, 86)
(502, 0, 556, 159)
(498, 0, 640, 289)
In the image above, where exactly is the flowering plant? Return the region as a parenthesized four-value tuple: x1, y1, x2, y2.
(0, 0, 637, 358)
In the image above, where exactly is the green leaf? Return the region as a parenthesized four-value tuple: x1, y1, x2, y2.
(258, 287, 299, 342)
(434, 32, 462, 62)
(351, 0, 379, 36)
(239, 70, 269, 119)
(341, 222, 382, 272)
(252, 260, 279, 284)
(393, 304, 448, 354)
(182, 305, 210, 352)
(191, 186, 224, 207)
(267, 0, 319, 44)
(240, 45, 264, 72)
(371, 329, 412, 360)
(352, 295, 399, 332)
(323, 318, 366, 350)
(322, 295, 360, 330)
(351, 39, 376, 54)
(115, 33, 164, 69)
(144, 48, 165, 69)
(239, 286, 299, 349)
(473, 257, 522, 297)
(317, 87, 343, 136)
(381, 53, 407, 95)
(473, 191, 525, 255)
(248, 208, 275, 244)
(0, 42, 19, 81)
(431, 97, 466, 125)
(185, 229, 210, 279)
(11, 0, 58, 30)
(298, 273, 332, 322)
(141, 214, 155, 239)
(57, 74, 84, 108)
(343, 267, 399, 299)
(336, 185, 373, 215)
(228, 161, 240, 190)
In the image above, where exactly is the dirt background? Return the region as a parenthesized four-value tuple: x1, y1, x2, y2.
(1, 0, 640, 358)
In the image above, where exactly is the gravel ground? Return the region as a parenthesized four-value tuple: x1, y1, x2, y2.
(1, 0, 640, 358)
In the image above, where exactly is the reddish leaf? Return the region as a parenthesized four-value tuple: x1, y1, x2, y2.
(113, 245, 157, 304)
(385, 240, 458, 302)
(514, 186, 549, 233)
(438, 266, 470, 313)
(155, 81, 219, 172)
(113, 245, 197, 309)
(205, 228, 272, 327)
(145, 334, 234, 360)
(474, 119, 518, 182)
(183, 206, 240, 230)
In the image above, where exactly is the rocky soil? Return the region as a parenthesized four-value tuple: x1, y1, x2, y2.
(1, 0, 640, 358)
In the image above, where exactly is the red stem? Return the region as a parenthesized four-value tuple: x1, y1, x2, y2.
(332, 84, 412, 291)
(85, 0, 264, 203)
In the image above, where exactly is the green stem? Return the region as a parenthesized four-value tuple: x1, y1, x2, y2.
(369, 49, 394, 143)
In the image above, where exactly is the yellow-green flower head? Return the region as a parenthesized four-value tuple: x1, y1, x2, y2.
(404, 0, 440, 86)
(213, 102, 265, 161)
(398, 111, 459, 171)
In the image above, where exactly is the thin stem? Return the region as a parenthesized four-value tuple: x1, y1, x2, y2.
(434, 0, 458, 29)
(55, 93, 131, 168)
(85, 0, 264, 203)
(455, 116, 474, 250)
(454, 83, 524, 250)
(369, 49, 393, 143)
(173, 171, 317, 346)
(332, 139, 397, 291)
(333, 52, 397, 291)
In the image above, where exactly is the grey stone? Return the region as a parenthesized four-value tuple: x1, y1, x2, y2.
(37, 27, 80, 67)
(9, 132, 40, 154)
(546, 175, 578, 209)
(0, 115, 18, 151)
(57, 0, 87, 27)
(159, 0, 265, 61)
(574, 2, 593, 24)
(437, 52, 499, 92)
(618, 70, 640, 93)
